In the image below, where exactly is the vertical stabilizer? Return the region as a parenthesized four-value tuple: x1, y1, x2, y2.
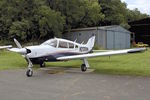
(86, 35, 95, 51)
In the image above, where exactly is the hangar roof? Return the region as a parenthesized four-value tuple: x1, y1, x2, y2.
(129, 17, 150, 26)
(129, 17, 150, 34)
(69, 25, 130, 33)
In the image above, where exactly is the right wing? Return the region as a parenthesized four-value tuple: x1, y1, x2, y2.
(57, 48, 146, 60)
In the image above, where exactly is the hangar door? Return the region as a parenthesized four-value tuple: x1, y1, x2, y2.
(107, 31, 114, 49)
(107, 31, 128, 49)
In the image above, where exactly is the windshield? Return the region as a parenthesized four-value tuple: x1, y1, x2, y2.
(42, 39, 57, 47)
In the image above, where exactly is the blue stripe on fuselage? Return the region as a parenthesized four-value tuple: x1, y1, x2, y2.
(29, 52, 82, 64)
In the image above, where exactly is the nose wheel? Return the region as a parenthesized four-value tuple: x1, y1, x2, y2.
(26, 57, 33, 77)
(26, 68, 33, 77)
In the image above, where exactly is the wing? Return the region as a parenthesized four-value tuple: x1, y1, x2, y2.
(0, 45, 12, 49)
(57, 48, 146, 60)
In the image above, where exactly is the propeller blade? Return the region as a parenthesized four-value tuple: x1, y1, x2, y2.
(9, 48, 31, 54)
(0, 45, 12, 49)
(14, 38, 22, 49)
(9, 48, 27, 54)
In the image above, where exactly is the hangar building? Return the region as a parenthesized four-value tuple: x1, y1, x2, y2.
(63, 25, 131, 49)
(129, 17, 150, 45)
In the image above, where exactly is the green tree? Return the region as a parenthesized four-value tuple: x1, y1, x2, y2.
(99, 0, 128, 26)
(9, 19, 30, 40)
(37, 6, 65, 38)
(99, 0, 149, 28)
(127, 8, 149, 22)
(0, 0, 65, 41)
(48, 0, 104, 29)
(79, 0, 105, 27)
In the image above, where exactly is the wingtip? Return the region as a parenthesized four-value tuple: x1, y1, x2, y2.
(127, 48, 147, 53)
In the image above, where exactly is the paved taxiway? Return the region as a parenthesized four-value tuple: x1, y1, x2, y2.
(0, 68, 150, 100)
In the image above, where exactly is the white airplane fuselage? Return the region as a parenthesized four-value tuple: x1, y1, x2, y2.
(25, 38, 91, 64)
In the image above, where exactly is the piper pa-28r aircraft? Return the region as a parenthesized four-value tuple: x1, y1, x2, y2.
(6, 35, 146, 77)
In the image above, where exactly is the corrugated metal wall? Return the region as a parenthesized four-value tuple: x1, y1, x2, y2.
(105, 26, 130, 49)
(97, 30, 106, 48)
(63, 26, 131, 49)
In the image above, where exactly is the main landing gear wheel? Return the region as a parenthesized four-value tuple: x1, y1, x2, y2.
(40, 62, 45, 67)
(26, 69, 33, 77)
(81, 64, 87, 72)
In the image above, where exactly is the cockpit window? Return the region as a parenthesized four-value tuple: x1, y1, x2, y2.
(42, 39, 57, 47)
(58, 41, 68, 48)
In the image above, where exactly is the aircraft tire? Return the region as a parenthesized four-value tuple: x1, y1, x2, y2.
(81, 64, 87, 72)
(26, 69, 33, 77)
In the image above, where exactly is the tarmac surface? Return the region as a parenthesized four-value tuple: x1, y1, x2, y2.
(0, 67, 150, 100)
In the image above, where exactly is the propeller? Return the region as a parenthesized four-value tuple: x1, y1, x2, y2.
(13, 38, 33, 77)
(10, 39, 31, 54)
(14, 38, 22, 49)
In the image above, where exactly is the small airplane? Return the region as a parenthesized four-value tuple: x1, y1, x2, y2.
(7, 35, 146, 77)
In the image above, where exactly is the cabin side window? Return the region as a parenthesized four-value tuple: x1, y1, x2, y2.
(75, 45, 78, 49)
(69, 43, 74, 48)
(58, 41, 68, 48)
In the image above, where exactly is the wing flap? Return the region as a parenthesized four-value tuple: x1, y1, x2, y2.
(57, 48, 146, 60)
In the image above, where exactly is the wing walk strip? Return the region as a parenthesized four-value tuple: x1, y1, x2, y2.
(57, 48, 146, 60)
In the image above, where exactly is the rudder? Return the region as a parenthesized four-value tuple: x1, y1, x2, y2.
(86, 35, 95, 51)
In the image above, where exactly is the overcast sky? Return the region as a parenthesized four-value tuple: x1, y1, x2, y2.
(121, 0, 150, 15)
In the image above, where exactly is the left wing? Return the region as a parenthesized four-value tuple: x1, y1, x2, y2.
(0, 45, 12, 49)
(57, 48, 146, 60)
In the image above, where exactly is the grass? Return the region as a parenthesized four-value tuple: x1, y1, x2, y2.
(0, 49, 150, 76)
(0, 50, 26, 70)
